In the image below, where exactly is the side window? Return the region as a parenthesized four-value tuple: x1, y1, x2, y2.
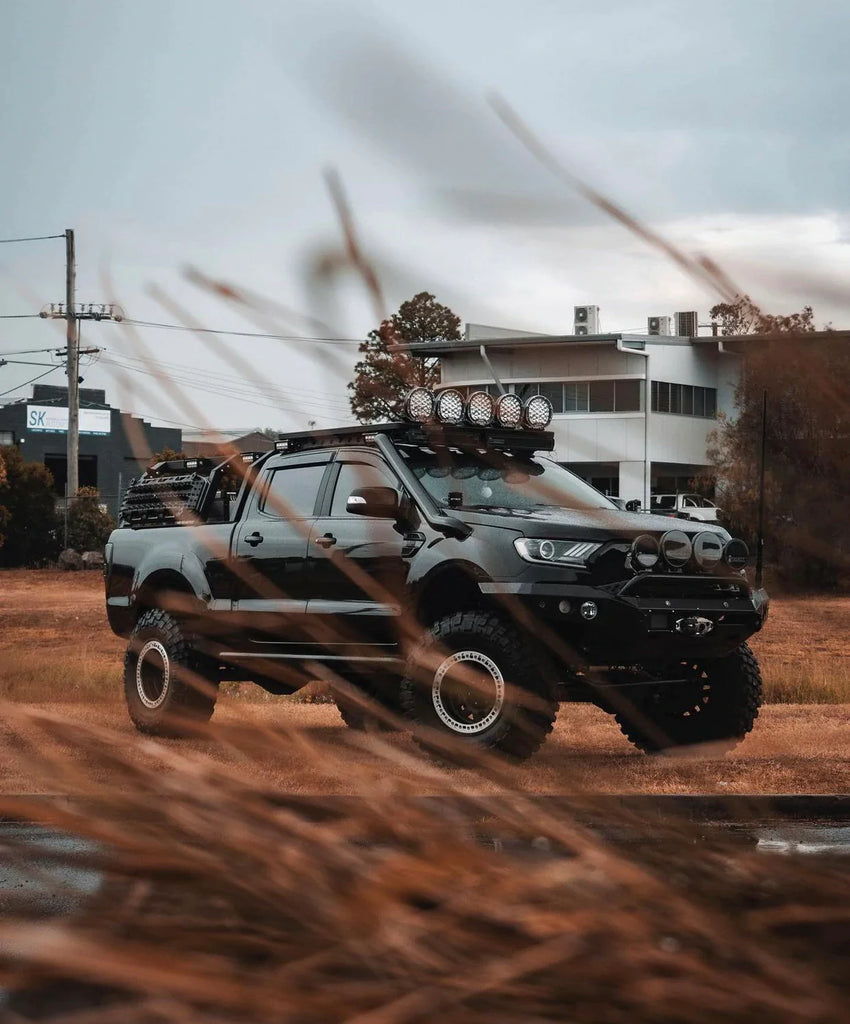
(261, 464, 327, 518)
(331, 462, 399, 517)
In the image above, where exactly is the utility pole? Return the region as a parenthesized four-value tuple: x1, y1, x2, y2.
(41, 258, 125, 500)
(64, 229, 79, 497)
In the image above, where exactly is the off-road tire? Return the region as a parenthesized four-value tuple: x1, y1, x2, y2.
(334, 672, 401, 732)
(124, 608, 219, 737)
(400, 611, 558, 762)
(615, 642, 762, 754)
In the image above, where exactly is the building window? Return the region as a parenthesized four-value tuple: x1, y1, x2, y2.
(537, 382, 564, 413)
(0, 430, 14, 446)
(445, 379, 645, 415)
(562, 382, 585, 412)
(651, 381, 716, 418)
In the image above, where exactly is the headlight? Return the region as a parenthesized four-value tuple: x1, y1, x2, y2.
(514, 537, 602, 566)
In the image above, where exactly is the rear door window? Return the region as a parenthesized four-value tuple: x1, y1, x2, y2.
(261, 464, 328, 519)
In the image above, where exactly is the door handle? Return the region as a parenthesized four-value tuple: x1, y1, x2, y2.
(245, 531, 264, 547)
(315, 533, 337, 548)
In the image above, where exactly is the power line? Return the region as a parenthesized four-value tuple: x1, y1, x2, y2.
(103, 349, 352, 406)
(0, 364, 61, 398)
(121, 318, 361, 346)
(100, 357, 350, 420)
(0, 346, 66, 356)
(0, 234, 64, 244)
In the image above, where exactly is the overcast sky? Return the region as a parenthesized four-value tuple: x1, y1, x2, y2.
(2, 0, 849, 435)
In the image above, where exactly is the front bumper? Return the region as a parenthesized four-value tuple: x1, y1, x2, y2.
(480, 574, 768, 665)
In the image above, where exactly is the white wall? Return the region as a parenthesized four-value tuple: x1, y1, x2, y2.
(437, 334, 740, 492)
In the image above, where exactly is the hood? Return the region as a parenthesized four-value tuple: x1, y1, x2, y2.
(456, 505, 731, 542)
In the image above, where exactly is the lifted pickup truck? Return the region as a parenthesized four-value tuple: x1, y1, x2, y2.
(105, 387, 768, 760)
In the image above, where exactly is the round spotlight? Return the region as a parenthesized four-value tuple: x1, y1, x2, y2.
(403, 386, 435, 422)
(467, 390, 495, 426)
(723, 538, 749, 569)
(580, 601, 598, 620)
(495, 392, 523, 428)
(660, 529, 693, 568)
(435, 388, 465, 425)
(631, 534, 660, 570)
(524, 394, 554, 429)
(693, 531, 724, 570)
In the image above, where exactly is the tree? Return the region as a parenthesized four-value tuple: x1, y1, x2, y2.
(0, 446, 60, 567)
(349, 292, 461, 423)
(67, 486, 116, 553)
(707, 295, 850, 589)
(149, 446, 185, 465)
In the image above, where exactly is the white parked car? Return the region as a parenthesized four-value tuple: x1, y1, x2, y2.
(650, 493, 723, 523)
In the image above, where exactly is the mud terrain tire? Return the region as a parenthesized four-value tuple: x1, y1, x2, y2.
(615, 642, 762, 754)
(400, 611, 558, 762)
(124, 608, 218, 737)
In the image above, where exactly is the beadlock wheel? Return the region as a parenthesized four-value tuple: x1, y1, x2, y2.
(136, 639, 170, 709)
(432, 650, 506, 734)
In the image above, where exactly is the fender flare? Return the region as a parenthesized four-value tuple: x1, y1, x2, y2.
(130, 549, 212, 610)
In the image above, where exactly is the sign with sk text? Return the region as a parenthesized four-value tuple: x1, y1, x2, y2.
(27, 405, 111, 436)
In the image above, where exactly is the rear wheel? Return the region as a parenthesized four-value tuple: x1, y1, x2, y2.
(614, 643, 762, 753)
(400, 611, 558, 762)
(124, 608, 219, 736)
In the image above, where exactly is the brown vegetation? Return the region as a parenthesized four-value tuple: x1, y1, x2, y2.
(1, 569, 847, 795)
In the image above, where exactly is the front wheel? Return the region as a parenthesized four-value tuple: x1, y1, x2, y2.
(400, 611, 558, 762)
(124, 608, 219, 736)
(614, 643, 763, 753)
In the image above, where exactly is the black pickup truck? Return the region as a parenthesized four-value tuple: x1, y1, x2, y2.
(105, 387, 768, 760)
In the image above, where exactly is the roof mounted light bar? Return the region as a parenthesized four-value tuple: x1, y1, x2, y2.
(403, 387, 553, 430)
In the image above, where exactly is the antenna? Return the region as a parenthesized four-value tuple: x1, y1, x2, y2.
(755, 390, 767, 589)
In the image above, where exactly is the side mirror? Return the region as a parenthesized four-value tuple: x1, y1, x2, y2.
(625, 499, 642, 512)
(346, 486, 399, 519)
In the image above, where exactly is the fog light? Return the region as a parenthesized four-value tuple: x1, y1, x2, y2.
(723, 538, 749, 569)
(660, 529, 693, 568)
(693, 531, 724, 570)
(631, 534, 660, 570)
(580, 601, 598, 620)
(558, 599, 571, 615)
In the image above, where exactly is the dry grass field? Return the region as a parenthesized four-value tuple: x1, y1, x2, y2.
(1, 568, 848, 794)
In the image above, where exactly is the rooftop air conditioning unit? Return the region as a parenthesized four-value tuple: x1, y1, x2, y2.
(674, 311, 699, 337)
(647, 315, 672, 336)
(574, 305, 600, 335)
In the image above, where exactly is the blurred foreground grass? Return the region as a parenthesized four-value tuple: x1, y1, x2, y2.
(2, 650, 847, 704)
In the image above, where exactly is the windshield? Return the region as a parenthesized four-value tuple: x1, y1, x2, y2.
(401, 449, 615, 512)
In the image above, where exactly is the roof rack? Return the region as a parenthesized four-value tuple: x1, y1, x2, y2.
(273, 421, 555, 455)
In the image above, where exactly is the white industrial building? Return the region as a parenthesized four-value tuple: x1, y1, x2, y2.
(402, 309, 741, 506)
